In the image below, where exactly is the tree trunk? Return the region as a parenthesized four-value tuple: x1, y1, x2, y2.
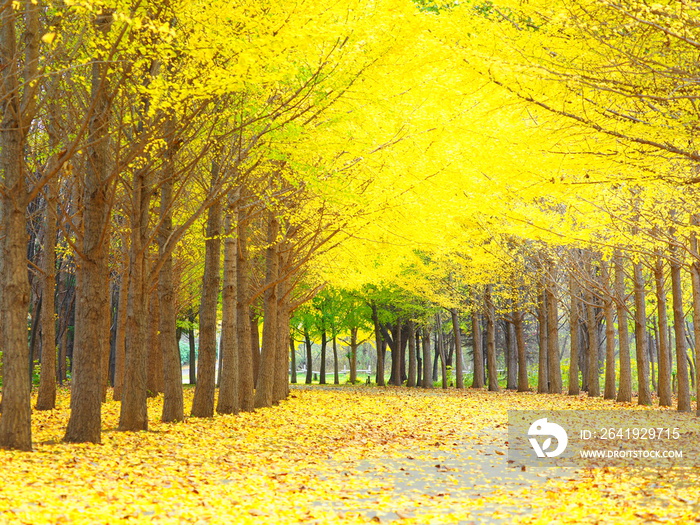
(372, 304, 386, 386)
(254, 213, 279, 409)
(319, 328, 327, 385)
(505, 319, 517, 390)
(273, 271, 290, 403)
(670, 253, 691, 412)
(653, 254, 672, 407)
(118, 166, 150, 432)
(64, 10, 113, 444)
(188, 312, 197, 385)
(546, 266, 562, 394)
(392, 324, 403, 386)
(432, 333, 439, 383)
(216, 207, 239, 415)
(251, 314, 260, 383)
(0, 94, 31, 446)
(304, 328, 313, 384)
(537, 290, 549, 393)
(601, 261, 616, 400)
(586, 285, 600, 397)
(416, 332, 423, 385)
(333, 335, 339, 385)
(191, 195, 222, 417)
(436, 314, 448, 389)
(689, 214, 700, 416)
(471, 311, 484, 388)
(485, 285, 500, 392)
(514, 310, 528, 392)
(633, 260, 652, 405)
(159, 143, 184, 422)
(236, 203, 254, 411)
(372, 304, 385, 386)
(113, 265, 129, 401)
(36, 176, 59, 411)
(349, 327, 358, 384)
(422, 326, 432, 388)
(451, 310, 463, 389)
(615, 252, 632, 403)
(290, 336, 297, 384)
(568, 274, 581, 395)
(407, 321, 417, 387)
(146, 282, 162, 397)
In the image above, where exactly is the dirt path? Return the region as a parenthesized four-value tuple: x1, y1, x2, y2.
(291, 386, 578, 523)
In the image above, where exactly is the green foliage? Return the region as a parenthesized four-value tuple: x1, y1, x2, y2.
(412, 0, 459, 14)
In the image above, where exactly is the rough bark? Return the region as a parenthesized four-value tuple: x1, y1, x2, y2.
(690, 214, 700, 416)
(216, 208, 239, 415)
(485, 285, 500, 392)
(272, 319, 288, 401)
(451, 311, 463, 389)
(537, 290, 549, 393)
(304, 328, 313, 384)
(471, 312, 484, 388)
(546, 266, 562, 394)
(435, 314, 447, 389)
(505, 320, 517, 390)
(251, 314, 260, 385)
(64, 10, 113, 444)
(568, 274, 581, 395)
(633, 260, 652, 406)
(118, 167, 150, 431)
(601, 261, 617, 400)
(670, 252, 691, 412)
(254, 213, 279, 409)
(159, 143, 184, 422)
(290, 336, 297, 384)
(112, 269, 129, 401)
(36, 177, 59, 411)
(614, 252, 633, 403)
(372, 304, 385, 386)
(407, 321, 417, 387)
(514, 309, 529, 392)
(586, 285, 600, 398)
(191, 195, 222, 417)
(236, 204, 254, 411)
(146, 283, 162, 396)
(653, 254, 672, 407)
(422, 326, 432, 388)
(188, 312, 197, 385)
(273, 265, 290, 403)
(349, 327, 358, 384)
(333, 335, 340, 385)
(319, 328, 327, 385)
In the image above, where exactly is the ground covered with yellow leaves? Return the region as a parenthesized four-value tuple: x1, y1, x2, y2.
(1, 386, 699, 524)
